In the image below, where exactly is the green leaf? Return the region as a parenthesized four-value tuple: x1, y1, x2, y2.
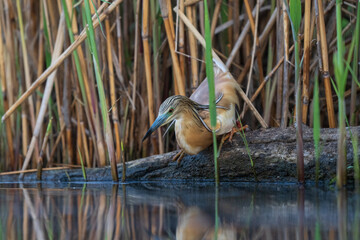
(204, 0, 219, 183)
(289, 0, 301, 34)
(78, 148, 87, 181)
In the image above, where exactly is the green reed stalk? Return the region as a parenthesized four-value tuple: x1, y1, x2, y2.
(313, 72, 320, 185)
(204, 0, 219, 183)
(78, 148, 87, 181)
(239, 120, 257, 180)
(331, 1, 359, 187)
(62, 0, 90, 167)
(42, 8, 52, 67)
(352, 1, 360, 186)
(288, 0, 303, 183)
(84, 0, 118, 181)
(334, 0, 346, 187)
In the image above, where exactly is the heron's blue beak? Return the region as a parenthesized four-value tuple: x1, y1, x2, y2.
(142, 114, 169, 142)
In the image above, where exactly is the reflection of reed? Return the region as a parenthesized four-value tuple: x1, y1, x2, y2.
(337, 189, 347, 240)
(297, 187, 305, 240)
(0, 184, 359, 239)
(105, 185, 118, 240)
(22, 188, 46, 240)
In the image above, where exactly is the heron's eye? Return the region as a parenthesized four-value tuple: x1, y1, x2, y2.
(169, 108, 174, 113)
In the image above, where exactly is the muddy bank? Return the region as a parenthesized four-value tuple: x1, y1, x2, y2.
(0, 126, 359, 183)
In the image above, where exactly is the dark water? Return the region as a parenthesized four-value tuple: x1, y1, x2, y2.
(0, 181, 359, 240)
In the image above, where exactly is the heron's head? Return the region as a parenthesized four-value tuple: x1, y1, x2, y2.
(142, 95, 196, 141)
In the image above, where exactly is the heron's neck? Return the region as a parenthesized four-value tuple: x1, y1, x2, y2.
(177, 106, 204, 129)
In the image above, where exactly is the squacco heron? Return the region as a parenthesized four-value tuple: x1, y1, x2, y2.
(142, 70, 246, 163)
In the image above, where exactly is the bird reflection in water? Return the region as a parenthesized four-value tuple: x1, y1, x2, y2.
(176, 206, 236, 240)
(0, 183, 358, 240)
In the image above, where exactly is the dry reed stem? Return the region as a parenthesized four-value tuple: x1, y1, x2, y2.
(178, 0, 186, 90)
(259, 7, 278, 45)
(236, 7, 278, 85)
(42, 0, 54, 52)
(244, 0, 265, 107)
(184, 0, 201, 6)
(213, 49, 243, 71)
(115, 7, 125, 84)
(281, 0, 289, 128)
(63, 0, 75, 164)
(35, 4, 45, 162)
(3, 0, 15, 107)
(159, 0, 185, 96)
(3, 101, 15, 168)
(1, 0, 123, 122)
(36, 118, 52, 180)
(76, 110, 82, 166)
(167, 0, 176, 40)
(254, 56, 286, 101)
(227, 0, 233, 50)
(79, 123, 90, 167)
(106, 18, 122, 161)
(19, 14, 65, 179)
(275, 0, 284, 127)
(83, 1, 118, 181)
(175, 7, 268, 128)
(0, 6, 6, 92)
(16, 0, 40, 163)
(167, 0, 184, 94)
(0, 15, 15, 168)
(21, 108, 29, 159)
(129, 0, 141, 158)
(186, 5, 199, 90)
(210, 0, 222, 39)
(232, 0, 240, 74)
(315, 0, 336, 128)
(243, 0, 260, 94)
(149, 1, 162, 155)
(74, 81, 83, 166)
(214, 6, 271, 35)
(226, 21, 250, 68)
(302, 0, 311, 124)
(76, 35, 104, 167)
(142, 0, 158, 154)
(242, 44, 294, 118)
(48, 124, 66, 165)
(225, 0, 265, 69)
(0, 166, 73, 175)
(53, 60, 67, 163)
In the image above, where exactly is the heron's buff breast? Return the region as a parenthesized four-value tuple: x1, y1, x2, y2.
(175, 71, 240, 155)
(175, 118, 213, 155)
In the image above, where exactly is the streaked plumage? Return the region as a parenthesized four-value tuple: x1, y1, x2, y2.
(143, 69, 242, 158)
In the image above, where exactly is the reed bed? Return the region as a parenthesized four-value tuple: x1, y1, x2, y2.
(0, 0, 359, 185)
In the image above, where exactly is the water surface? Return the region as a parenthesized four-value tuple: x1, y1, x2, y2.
(0, 181, 359, 239)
